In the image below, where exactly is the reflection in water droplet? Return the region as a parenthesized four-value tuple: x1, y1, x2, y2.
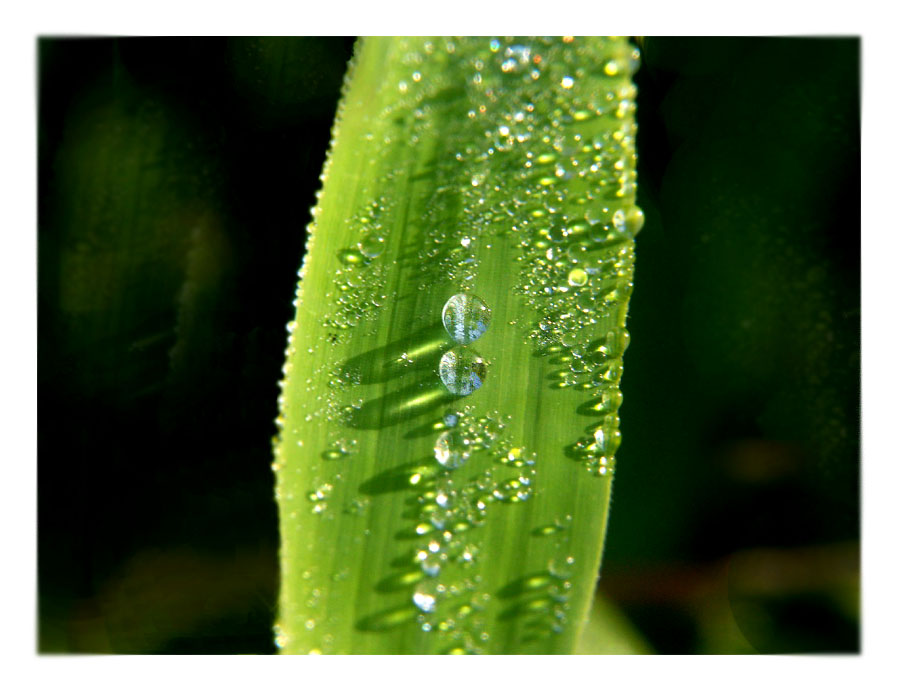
(439, 346, 487, 396)
(442, 293, 492, 344)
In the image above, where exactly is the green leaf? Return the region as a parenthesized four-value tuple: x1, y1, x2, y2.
(574, 594, 653, 654)
(273, 36, 642, 654)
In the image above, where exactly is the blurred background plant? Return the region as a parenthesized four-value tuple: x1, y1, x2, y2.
(38, 36, 859, 654)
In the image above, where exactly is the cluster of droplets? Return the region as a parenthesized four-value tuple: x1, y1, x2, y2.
(376, 37, 644, 299)
(536, 325, 631, 477)
(273, 36, 643, 652)
(321, 435, 359, 461)
(394, 407, 539, 651)
(386, 37, 642, 477)
(325, 196, 395, 337)
(469, 36, 641, 477)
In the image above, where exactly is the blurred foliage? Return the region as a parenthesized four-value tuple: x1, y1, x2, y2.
(603, 36, 860, 654)
(38, 37, 858, 654)
(38, 37, 354, 653)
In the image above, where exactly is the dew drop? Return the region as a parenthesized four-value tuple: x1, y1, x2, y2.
(623, 205, 645, 236)
(358, 233, 385, 258)
(621, 45, 638, 71)
(273, 624, 289, 649)
(421, 554, 442, 577)
(413, 590, 437, 613)
(567, 268, 588, 287)
(442, 293, 492, 344)
(434, 429, 472, 469)
(439, 346, 487, 396)
(593, 427, 622, 455)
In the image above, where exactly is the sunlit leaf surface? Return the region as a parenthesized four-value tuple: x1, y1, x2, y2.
(273, 36, 642, 654)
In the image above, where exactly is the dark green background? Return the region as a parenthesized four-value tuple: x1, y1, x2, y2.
(38, 37, 859, 654)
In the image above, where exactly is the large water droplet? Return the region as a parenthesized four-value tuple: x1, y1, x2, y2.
(434, 429, 472, 469)
(358, 232, 385, 258)
(439, 346, 487, 396)
(442, 293, 492, 344)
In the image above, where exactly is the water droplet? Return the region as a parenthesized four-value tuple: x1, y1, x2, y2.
(623, 205, 645, 235)
(273, 623, 289, 649)
(504, 44, 531, 71)
(413, 590, 437, 613)
(434, 429, 472, 469)
(421, 554, 443, 577)
(443, 411, 461, 428)
(549, 556, 576, 578)
(560, 76, 575, 89)
(567, 268, 588, 287)
(358, 233, 385, 258)
(593, 427, 621, 455)
(439, 346, 487, 396)
(442, 293, 492, 344)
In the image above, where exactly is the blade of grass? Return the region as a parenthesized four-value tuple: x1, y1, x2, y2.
(273, 36, 642, 654)
(574, 594, 653, 655)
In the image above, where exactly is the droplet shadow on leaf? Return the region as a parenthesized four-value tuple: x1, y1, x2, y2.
(403, 417, 445, 440)
(358, 457, 437, 496)
(497, 571, 557, 600)
(338, 321, 449, 385)
(355, 604, 417, 633)
(345, 377, 458, 430)
(374, 570, 423, 594)
(576, 392, 621, 417)
(497, 596, 556, 622)
(563, 440, 594, 461)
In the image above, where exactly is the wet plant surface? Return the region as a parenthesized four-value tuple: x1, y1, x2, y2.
(38, 36, 859, 654)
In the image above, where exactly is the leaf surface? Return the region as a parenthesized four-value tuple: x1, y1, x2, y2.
(274, 36, 642, 654)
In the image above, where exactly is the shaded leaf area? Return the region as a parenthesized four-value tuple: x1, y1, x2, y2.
(604, 37, 860, 653)
(38, 36, 354, 653)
